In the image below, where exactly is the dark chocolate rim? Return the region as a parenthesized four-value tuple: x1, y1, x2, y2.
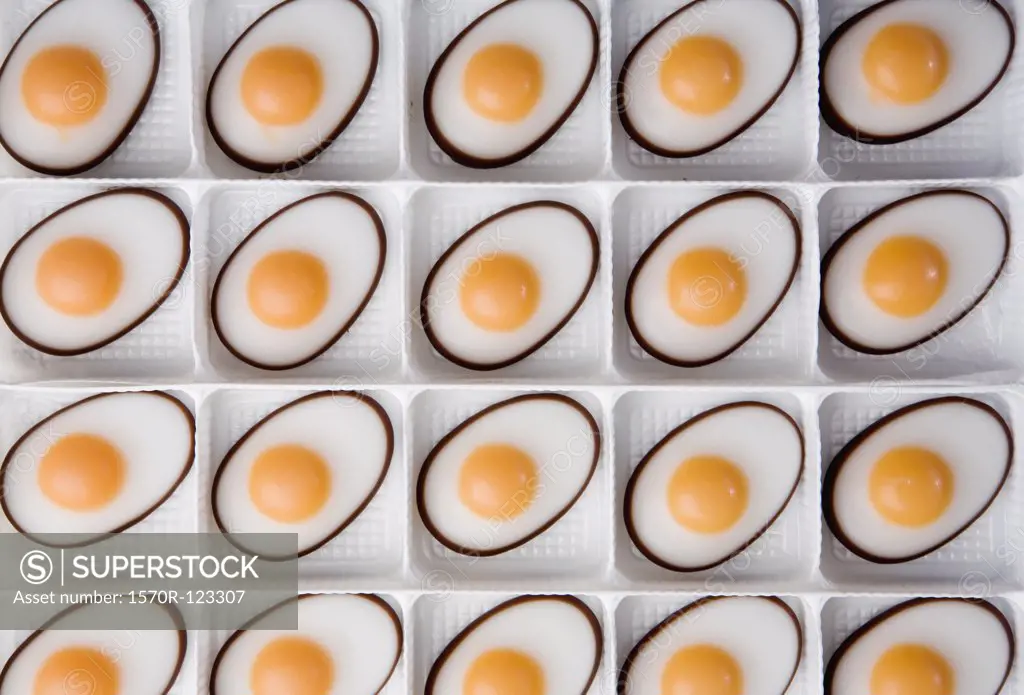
(205, 0, 380, 174)
(422, 0, 599, 169)
(822, 396, 1014, 564)
(210, 190, 386, 371)
(425, 594, 603, 695)
(624, 190, 801, 368)
(618, 595, 803, 695)
(819, 189, 1010, 355)
(823, 597, 1014, 695)
(210, 593, 402, 695)
(419, 200, 599, 371)
(0, 188, 190, 357)
(416, 393, 602, 557)
(623, 401, 805, 573)
(0, 600, 186, 693)
(211, 391, 395, 560)
(819, 0, 1015, 145)
(0, 390, 196, 548)
(616, 0, 802, 159)
(0, 0, 161, 176)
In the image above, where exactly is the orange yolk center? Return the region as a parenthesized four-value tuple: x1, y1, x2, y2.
(34, 647, 119, 695)
(249, 444, 331, 523)
(22, 45, 107, 127)
(463, 43, 543, 122)
(458, 443, 538, 520)
(863, 235, 948, 318)
(660, 36, 744, 115)
(36, 237, 123, 316)
(661, 644, 744, 695)
(241, 46, 323, 126)
(863, 23, 949, 105)
(38, 433, 125, 512)
(463, 648, 545, 695)
(459, 252, 541, 332)
(668, 455, 748, 534)
(668, 247, 747, 326)
(870, 446, 953, 527)
(250, 636, 334, 695)
(247, 250, 329, 329)
(870, 644, 955, 695)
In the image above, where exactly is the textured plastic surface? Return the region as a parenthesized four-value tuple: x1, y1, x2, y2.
(0, 0, 1023, 694)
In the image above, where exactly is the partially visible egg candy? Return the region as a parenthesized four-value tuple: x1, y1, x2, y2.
(423, 0, 598, 167)
(425, 595, 602, 695)
(0, 0, 160, 174)
(0, 601, 186, 695)
(821, 0, 1014, 144)
(206, 0, 379, 172)
(617, 0, 801, 157)
(0, 391, 195, 545)
(211, 593, 401, 695)
(825, 598, 1014, 695)
(619, 596, 802, 695)
(212, 391, 394, 559)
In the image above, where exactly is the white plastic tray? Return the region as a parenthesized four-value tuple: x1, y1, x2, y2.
(0, 381, 1020, 695)
(1, 0, 1018, 181)
(2, 177, 1022, 385)
(0, 0, 1023, 694)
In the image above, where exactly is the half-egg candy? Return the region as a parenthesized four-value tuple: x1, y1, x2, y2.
(0, 601, 186, 695)
(211, 593, 401, 695)
(423, 0, 598, 168)
(625, 192, 800, 367)
(417, 393, 600, 556)
(211, 191, 386, 371)
(420, 201, 598, 370)
(820, 190, 1008, 354)
(823, 396, 1012, 563)
(821, 0, 1014, 144)
(206, 0, 378, 172)
(618, 596, 802, 695)
(825, 598, 1014, 695)
(212, 392, 394, 559)
(425, 595, 602, 695)
(624, 402, 803, 572)
(617, 0, 800, 157)
(0, 0, 160, 175)
(0, 391, 195, 545)
(0, 189, 189, 356)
